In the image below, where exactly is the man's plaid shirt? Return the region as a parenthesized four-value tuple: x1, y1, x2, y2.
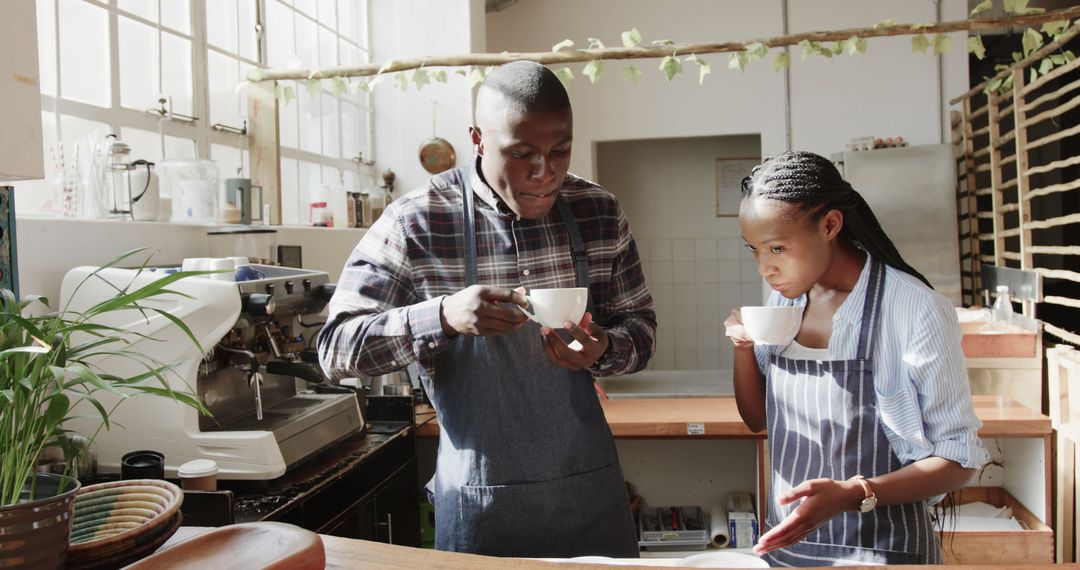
(317, 158, 657, 382)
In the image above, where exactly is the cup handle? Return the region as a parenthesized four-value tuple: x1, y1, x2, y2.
(516, 296, 540, 323)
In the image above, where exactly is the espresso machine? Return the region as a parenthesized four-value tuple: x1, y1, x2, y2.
(59, 264, 363, 480)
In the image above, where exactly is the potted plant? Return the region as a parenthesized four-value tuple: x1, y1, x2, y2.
(0, 249, 209, 570)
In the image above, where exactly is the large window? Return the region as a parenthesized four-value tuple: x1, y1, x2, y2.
(17, 0, 372, 225)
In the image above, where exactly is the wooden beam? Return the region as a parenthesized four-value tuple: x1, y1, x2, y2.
(246, 80, 281, 226)
(1012, 68, 1034, 278)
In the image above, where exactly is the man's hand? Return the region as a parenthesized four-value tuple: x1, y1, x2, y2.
(753, 478, 863, 555)
(440, 285, 529, 337)
(540, 312, 610, 371)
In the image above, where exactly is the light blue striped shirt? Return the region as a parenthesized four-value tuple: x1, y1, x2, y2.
(754, 255, 990, 471)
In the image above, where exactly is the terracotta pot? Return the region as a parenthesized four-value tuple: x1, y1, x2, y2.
(0, 473, 81, 569)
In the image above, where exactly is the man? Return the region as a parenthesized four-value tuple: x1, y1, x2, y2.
(318, 61, 656, 558)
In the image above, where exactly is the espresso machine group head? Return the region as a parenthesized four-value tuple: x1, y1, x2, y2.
(60, 264, 362, 480)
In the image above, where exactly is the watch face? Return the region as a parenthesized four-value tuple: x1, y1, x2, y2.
(859, 496, 878, 513)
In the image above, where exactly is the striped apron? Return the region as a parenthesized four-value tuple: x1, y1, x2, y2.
(761, 258, 943, 566)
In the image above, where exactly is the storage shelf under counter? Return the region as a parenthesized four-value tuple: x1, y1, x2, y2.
(415, 395, 1053, 565)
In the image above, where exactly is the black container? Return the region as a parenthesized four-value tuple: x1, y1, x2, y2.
(121, 450, 165, 480)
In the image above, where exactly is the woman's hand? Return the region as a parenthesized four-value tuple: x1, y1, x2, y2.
(753, 478, 862, 555)
(724, 309, 755, 349)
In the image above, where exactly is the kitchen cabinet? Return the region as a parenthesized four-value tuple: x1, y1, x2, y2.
(416, 395, 1053, 564)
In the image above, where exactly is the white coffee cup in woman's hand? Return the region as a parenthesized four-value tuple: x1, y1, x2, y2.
(724, 308, 756, 349)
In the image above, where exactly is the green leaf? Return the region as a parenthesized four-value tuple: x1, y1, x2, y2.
(832, 40, 847, 56)
(685, 55, 711, 84)
(583, 60, 604, 84)
(552, 39, 574, 52)
(911, 22, 934, 30)
(845, 35, 866, 55)
(773, 50, 791, 72)
(968, 35, 987, 60)
(432, 70, 449, 83)
(745, 42, 768, 61)
(1039, 57, 1054, 75)
(933, 34, 953, 55)
(1022, 28, 1044, 56)
(651, 39, 674, 46)
(622, 65, 644, 84)
(281, 84, 296, 104)
(911, 34, 931, 55)
(1030, 67, 1038, 84)
(659, 54, 682, 81)
(587, 37, 605, 49)
(728, 51, 748, 72)
(43, 393, 70, 428)
(798, 39, 815, 61)
(1066, 50, 1077, 62)
(412, 68, 430, 89)
(377, 59, 398, 74)
(554, 67, 575, 87)
(1011, 51, 1023, 63)
(246, 68, 266, 82)
(392, 73, 409, 91)
(1004, 0, 1044, 14)
(1051, 54, 1067, 65)
(1041, 20, 1070, 36)
(621, 27, 642, 48)
(1002, 74, 1014, 91)
(874, 19, 895, 29)
(984, 77, 1003, 94)
(329, 77, 348, 96)
(469, 68, 485, 88)
(304, 79, 321, 99)
(970, 0, 993, 17)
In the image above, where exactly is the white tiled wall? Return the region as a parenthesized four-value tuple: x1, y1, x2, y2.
(638, 236, 763, 371)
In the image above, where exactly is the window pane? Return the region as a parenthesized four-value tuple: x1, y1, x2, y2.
(207, 51, 242, 128)
(280, 157, 299, 224)
(340, 42, 366, 68)
(119, 127, 164, 163)
(161, 0, 190, 35)
(298, 85, 321, 154)
(162, 32, 194, 117)
(59, 0, 110, 107)
(294, 0, 316, 19)
(299, 160, 322, 221)
(59, 114, 110, 164)
(318, 27, 337, 68)
(119, 17, 160, 111)
(341, 101, 368, 160)
(211, 143, 243, 181)
(118, 0, 157, 22)
(238, 0, 259, 61)
(338, 0, 365, 47)
(279, 92, 299, 149)
(294, 13, 318, 68)
(36, 0, 56, 97)
(266, 0, 295, 67)
(321, 93, 338, 158)
(317, 0, 336, 29)
(164, 135, 196, 159)
(207, 0, 238, 54)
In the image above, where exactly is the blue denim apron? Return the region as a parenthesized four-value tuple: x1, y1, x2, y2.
(424, 168, 638, 558)
(761, 259, 943, 566)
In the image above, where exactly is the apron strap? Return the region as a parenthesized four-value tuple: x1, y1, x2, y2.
(555, 194, 594, 314)
(855, 257, 887, 360)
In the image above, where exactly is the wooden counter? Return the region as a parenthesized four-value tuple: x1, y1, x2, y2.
(960, 321, 1038, 359)
(415, 395, 1049, 439)
(320, 534, 1075, 569)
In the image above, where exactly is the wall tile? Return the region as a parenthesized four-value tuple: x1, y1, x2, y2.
(695, 261, 718, 283)
(673, 261, 695, 284)
(717, 282, 742, 309)
(698, 350, 721, 369)
(653, 350, 675, 369)
(635, 239, 651, 262)
(673, 239, 695, 261)
(742, 281, 765, 305)
(697, 327, 721, 351)
(650, 282, 674, 307)
(675, 349, 698, 370)
(674, 327, 697, 349)
(652, 239, 672, 261)
(673, 283, 696, 306)
(718, 260, 741, 282)
(651, 261, 673, 284)
(718, 238, 742, 260)
(698, 305, 722, 326)
(656, 327, 674, 351)
(694, 238, 718, 260)
(696, 283, 717, 306)
(674, 306, 698, 328)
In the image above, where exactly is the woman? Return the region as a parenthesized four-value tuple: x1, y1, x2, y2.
(725, 151, 988, 566)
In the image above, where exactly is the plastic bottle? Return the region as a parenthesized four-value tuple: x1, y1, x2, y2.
(345, 192, 357, 228)
(991, 285, 1014, 331)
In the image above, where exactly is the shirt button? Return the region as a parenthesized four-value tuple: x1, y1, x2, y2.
(522, 269, 530, 276)
(391, 360, 397, 367)
(428, 341, 436, 349)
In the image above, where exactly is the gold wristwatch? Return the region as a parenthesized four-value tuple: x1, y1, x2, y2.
(851, 475, 878, 513)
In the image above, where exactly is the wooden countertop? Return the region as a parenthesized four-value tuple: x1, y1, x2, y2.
(415, 395, 1049, 439)
(321, 534, 1071, 569)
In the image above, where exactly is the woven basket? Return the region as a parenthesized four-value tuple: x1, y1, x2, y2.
(66, 479, 184, 570)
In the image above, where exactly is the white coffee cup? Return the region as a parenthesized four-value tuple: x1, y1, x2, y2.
(517, 287, 588, 329)
(740, 306, 804, 345)
(178, 459, 219, 491)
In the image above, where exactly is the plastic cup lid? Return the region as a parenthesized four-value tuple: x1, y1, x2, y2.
(178, 459, 219, 478)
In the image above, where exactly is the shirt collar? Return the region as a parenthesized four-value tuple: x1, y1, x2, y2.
(469, 155, 516, 217)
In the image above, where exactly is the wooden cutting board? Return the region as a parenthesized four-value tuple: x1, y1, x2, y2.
(124, 522, 325, 570)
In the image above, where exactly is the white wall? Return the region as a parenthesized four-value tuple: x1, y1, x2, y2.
(597, 135, 763, 371)
(370, 0, 485, 195)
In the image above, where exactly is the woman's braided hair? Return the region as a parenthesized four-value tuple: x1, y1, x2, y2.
(740, 151, 932, 288)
